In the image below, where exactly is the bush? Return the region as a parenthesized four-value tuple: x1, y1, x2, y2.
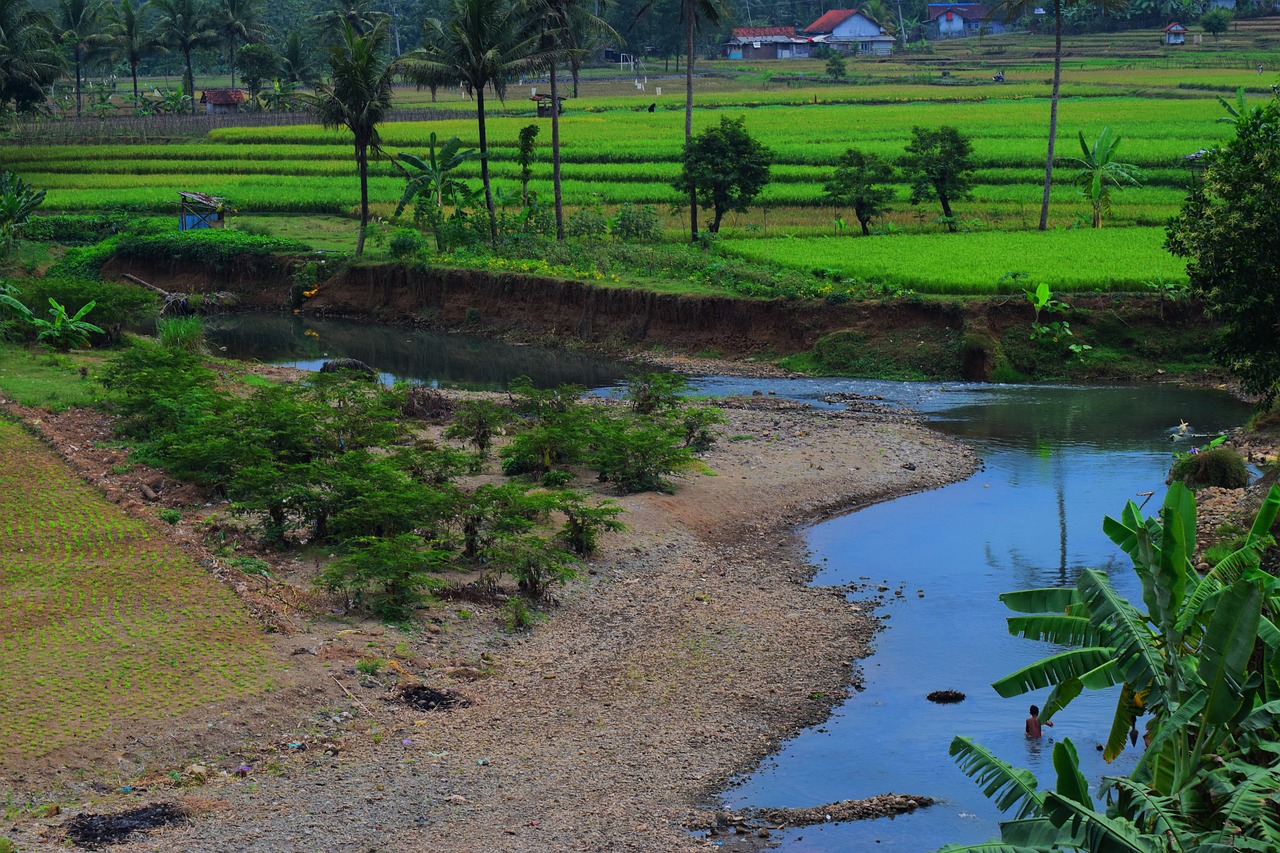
(100, 339, 220, 438)
(317, 534, 447, 620)
(590, 415, 693, 494)
(444, 399, 509, 456)
(22, 213, 133, 245)
(389, 227, 426, 261)
(156, 315, 205, 352)
(610, 204, 661, 242)
(626, 371, 687, 415)
(1169, 446, 1249, 490)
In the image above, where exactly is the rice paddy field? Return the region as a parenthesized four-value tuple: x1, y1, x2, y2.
(0, 417, 278, 762)
(7, 19, 1279, 292)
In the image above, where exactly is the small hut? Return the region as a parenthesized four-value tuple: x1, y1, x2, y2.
(1164, 22, 1188, 44)
(178, 191, 228, 231)
(531, 93, 566, 117)
(200, 89, 246, 114)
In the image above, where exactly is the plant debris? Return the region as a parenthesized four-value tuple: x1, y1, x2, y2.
(400, 685, 471, 712)
(927, 689, 966, 704)
(65, 803, 187, 848)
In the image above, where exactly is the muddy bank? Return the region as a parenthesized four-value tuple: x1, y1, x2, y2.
(99, 256, 1220, 382)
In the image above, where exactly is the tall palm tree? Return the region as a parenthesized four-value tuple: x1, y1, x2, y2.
(154, 0, 217, 113)
(281, 30, 318, 85)
(312, 20, 396, 256)
(213, 0, 265, 89)
(527, 0, 618, 240)
(311, 0, 386, 43)
(107, 0, 164, 105)
(1071, 126, 1141, 228)
(991, 0, 1125, 230)
(56, 0, 110, 117)
(0, 0, 65, 112)
(401, 0, 551, 241)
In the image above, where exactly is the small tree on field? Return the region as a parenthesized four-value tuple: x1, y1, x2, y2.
(825, 52, 846, 81)
(1070, 126, 1141, 229)
(823, 148, 895, 236)
(899, 125, 974, 232)
(1166, 97, 1280, 406)
(672, 115, 773, 235)
(516, 123, 539, 206)
(1201, 7, 1230, 37)
(235, 41, 279, 106)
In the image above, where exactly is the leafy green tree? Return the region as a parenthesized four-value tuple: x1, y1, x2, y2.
(516, 122, 538, 205)
(556, 490, 624, 555)
(899, 125, 973, 232)
(213, 0, 266, 89)
(444, 398, 508, 456)
(153, 0, 217, 113)
(318, 533, 448, 619)
(310, 0, 385, 43)
(401, 0, 551, 241)
(281, 30, 318, 85)
(312, 20, 397, 256)
(1201, 6, 1230, 36)
(527, 0, 617, 241)
(823, 148, 895, 236)
(0, 169, 46, 258)
(1070, 126, 1141, 229)
(673, 115, 773, 235)
(0, 0, 64, 113)
(56, 0, 110, 117)
(825, 52, 846, 80)
(940, 482, 1280, 852)
(106, 0, 164, 106)
(1167, 97, 1280, 405)
(235, 40, 278, 104)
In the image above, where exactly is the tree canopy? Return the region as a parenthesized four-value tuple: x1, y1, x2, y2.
(899, 125, 974, 232)
(672, 115, 772, 235)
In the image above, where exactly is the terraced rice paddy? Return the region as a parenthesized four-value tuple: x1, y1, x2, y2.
(0, 420, 277, 761)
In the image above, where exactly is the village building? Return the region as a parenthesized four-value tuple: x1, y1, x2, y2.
(925, 3, 1009, 38)
(200, 89, 246, 115)
(723, 26, 812, 60)
(802, 9, 895, 56)
(1164, 21, 1189, 44)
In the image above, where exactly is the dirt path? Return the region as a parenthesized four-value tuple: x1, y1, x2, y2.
(5, 398, 976, 853)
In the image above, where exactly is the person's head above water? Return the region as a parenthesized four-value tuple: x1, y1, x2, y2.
(1029, 705, 1039, 716)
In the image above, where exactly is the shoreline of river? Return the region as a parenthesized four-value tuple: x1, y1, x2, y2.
(3, 381, 981, 852)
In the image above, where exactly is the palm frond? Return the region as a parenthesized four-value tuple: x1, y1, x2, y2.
(1104, 776, 1192, 846)
(950, 735, 1044, 819)
(1042, 792, 1155, 853)
(993, 647, 1117, 698)
(1007, 614, 1102, 646)
(1079, 570, 1165, 703)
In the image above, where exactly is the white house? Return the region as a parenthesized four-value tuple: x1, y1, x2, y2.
(926, 4, 1009, 38)
(802, 9, 896, 56)
(1164, 21, 1188, 44)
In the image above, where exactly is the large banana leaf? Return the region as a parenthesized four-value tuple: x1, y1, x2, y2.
(1103, 682, 1140, 763)
(950, 736, 1044, 820)
(1007, 614, 1103, 646)
(933, 844, 1040, 852)
(1104, 776, 1192, 847)
(1236, 699, 1280, 751)
(1043, 792, 1159, 853)
(1174, 540, 1266, 635)
(1079, 571, 1165, 705)
(1042, 676, 1083, 722)
(1245, 483, 1280, 540)
(1197, 579, 1262, 726)
(1053, 738, 1094, 811)
(1132, 692, 1206, 790)
(1202, 764, 1280, 845)
(992, 647, 1117, 698)
(999, 816, 1083, 848)
(1000, 586, 1080, 614)
(1154, 482, 1194, 637)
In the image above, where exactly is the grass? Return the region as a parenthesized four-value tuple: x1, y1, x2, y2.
(0, 417, 278, 761)
(720, 227, 1188, 293)
(0, 344, 115, 410)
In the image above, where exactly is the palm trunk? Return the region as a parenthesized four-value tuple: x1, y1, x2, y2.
(1039, 0, 1063, 231)
(356, 141, 369, 255)
(229, 38, 237, 89)
(75, 51, 83, 117)
(131, 61, 140, 106)
(476, 87, 497, 241)
(184, 46, 196, 114)
(551, 62, 564, 241)
(685, 8, 698, 242)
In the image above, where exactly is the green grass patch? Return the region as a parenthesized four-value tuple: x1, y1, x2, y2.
(0, 344, 115, 411)
(721, 228, 1188, 293)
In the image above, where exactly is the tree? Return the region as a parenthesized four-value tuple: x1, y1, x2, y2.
(0, 170, 46, 259)
(1167, 97, 1280, 405)
(312, 20, 397, 256)
(213, 0, 266, 89)
(0, 0, 65, 113)
(515, 122, 538, 206)
(526, 0, 617, 241)
(280, 30, 318, 85)
(235, 40, 278, 104)
(825, 51, 846, 80)
(1070, 126, 1141, 229)
(106, 0, 164, 106)
(311, 0, 386, 42)
(1201, 6, 1230, 36)
(401, 0, 550, 241)
(823, 148, 894, 236)
(939, 482, 1280, 852)
(672, 115, 772, 235)
(899, 125, 973, 232)
(56, 0, 109, 117)
(990, 0, 1125, 230)
(154, 0, 217, 113)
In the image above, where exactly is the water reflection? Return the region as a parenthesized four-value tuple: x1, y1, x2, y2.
(206, 314, 632, 390)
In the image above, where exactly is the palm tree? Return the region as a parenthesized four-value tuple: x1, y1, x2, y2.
(56, 0, 110, 117)
(0, 0, 65, 113)
(311, 0, 386, 43)
(154, 0, 217, 113)
(312, 20, 396, 256)
(213, 0, 265, 89)
(281, 30, 318, 85)
(107, 0, 164, 106)
(527, 0, 618, 240)
(1071, 126, 1141, 228)
(401, 0, 551, 241)
(990, 0, 1124, 230)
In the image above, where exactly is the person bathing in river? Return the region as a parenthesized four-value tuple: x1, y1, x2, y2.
(1026, 705, 1053, 738)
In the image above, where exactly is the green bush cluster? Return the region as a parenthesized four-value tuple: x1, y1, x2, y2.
(1168, 445, 1250, 490)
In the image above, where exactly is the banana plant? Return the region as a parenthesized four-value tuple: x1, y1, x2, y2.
(1069, 126, 1142, 229)
(393, 133, 480, 251)
(938, 482, 1280, 852)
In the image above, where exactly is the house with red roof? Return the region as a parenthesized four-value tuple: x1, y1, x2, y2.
(200, 89, 246, 115)
(724, 26, 812, 59)
(1164, 21, 1188, 44)
(802, 10, 895, 56)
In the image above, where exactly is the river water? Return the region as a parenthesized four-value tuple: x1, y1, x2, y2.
(211, 315, 1254, 852)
